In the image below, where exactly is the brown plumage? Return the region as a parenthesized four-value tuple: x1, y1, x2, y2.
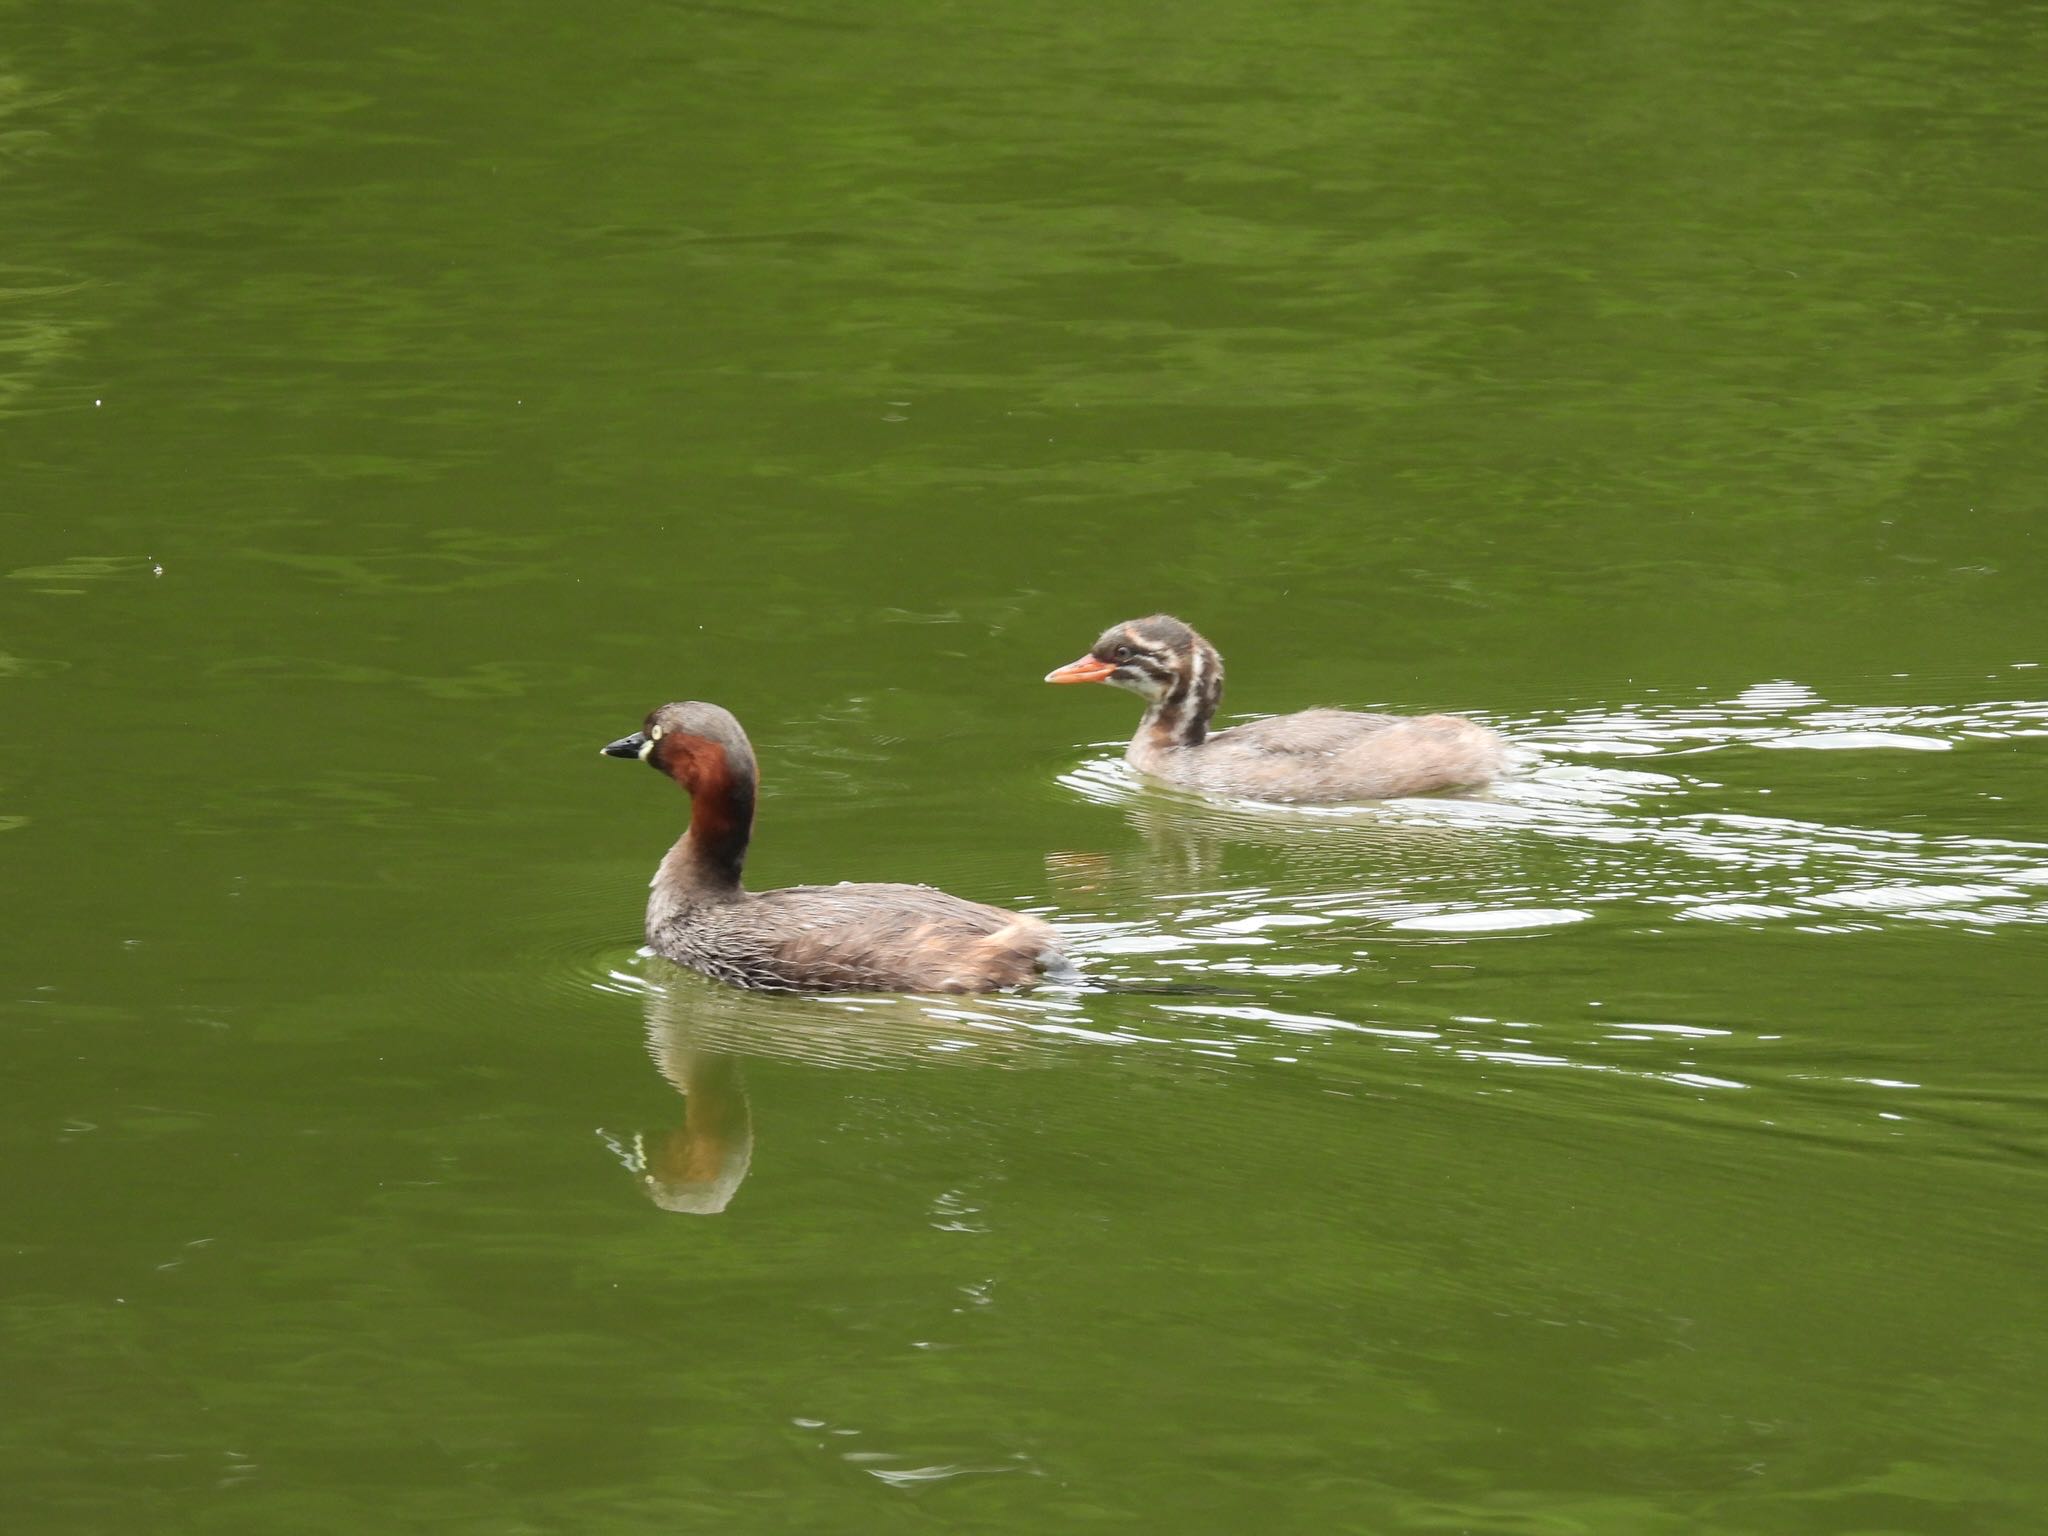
(602, 702, 1069, 993)
(1046, 614, 1507, 803)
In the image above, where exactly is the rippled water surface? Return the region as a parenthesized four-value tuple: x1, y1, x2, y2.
(5, 1, 2047, 1531)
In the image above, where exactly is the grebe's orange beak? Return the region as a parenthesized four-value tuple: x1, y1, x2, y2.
(1045, 655, 1117, 684)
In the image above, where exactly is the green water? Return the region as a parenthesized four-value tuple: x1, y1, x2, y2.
(5, 0, 2046, 1529)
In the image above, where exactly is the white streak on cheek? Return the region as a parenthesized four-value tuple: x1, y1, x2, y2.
(638, 737, 657, 760)
(1120, 671, 1168, 702)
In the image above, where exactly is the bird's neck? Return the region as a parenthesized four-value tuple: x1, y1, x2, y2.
(1138, 652, 1221, 751)
(650, 765, 754, 920)
(1137, 700, 1206, 754)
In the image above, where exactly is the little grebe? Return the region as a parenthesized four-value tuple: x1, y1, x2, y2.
(603, 702, 1068, 992)
(1046, 615, 1506, 803)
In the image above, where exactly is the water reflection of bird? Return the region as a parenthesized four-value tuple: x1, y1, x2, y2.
(1042, 789, 1515, 933)
(601, 701, 1070, 992)
(641, 962, 1054, 1071)
(1121, 790, 1510, 892)
(619, 965, 1059, 1213)
(636, 1047, 753, 1216)
(1047, 615, 1506, 802)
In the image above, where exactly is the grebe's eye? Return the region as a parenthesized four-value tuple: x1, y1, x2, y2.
(1112, 645, 1133, 663)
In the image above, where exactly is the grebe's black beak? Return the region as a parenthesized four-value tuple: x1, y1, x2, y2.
(601, 731, 650, 759)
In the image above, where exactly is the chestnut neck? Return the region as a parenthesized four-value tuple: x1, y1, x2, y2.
(653, 738, 756, 899)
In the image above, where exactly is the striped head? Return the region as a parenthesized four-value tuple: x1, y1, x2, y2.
(1045, 614, 1225, 744)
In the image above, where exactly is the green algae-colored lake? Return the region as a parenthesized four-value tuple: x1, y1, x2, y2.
(5, 1, 2046, 1530)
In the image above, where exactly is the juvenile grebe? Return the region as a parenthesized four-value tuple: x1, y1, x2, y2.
(604, 701, 1068, 992)
(1046, 615, 1506, 802)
